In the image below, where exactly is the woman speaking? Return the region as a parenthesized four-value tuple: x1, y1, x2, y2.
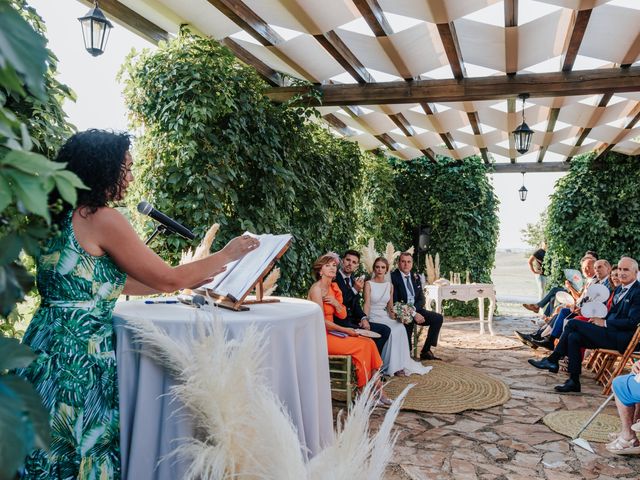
(19, 130, 257, 479)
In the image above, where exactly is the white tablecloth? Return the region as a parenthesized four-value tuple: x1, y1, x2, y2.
(114, 297, 333, 480)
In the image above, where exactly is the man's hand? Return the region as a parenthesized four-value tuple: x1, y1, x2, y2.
(414, 312, 425, 325)
(359, 318, 371, 330)
(588, 317, 605, 327)
(354, 276, 365, 293)
(632, 362, 640, 376)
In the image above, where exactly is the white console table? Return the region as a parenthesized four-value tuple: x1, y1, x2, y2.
(424, 283, 497, 335)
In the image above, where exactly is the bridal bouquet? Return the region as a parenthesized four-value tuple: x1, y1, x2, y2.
(393, 301, 416, 325)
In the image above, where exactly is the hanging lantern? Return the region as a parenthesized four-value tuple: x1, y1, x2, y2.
(513, 93, 533, 154)
(78, 1, 113, 57)
(519, 172, 528, 202)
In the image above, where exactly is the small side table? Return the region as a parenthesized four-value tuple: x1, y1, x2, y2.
(424, 283, 497, 335)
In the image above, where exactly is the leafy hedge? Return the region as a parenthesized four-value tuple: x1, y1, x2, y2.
(120, 31, 500, 304)
(545, 151, 640, 284)
(390, 157, 499, 315)
(0, 0, 78, 335)
(120, 31, 364, 296)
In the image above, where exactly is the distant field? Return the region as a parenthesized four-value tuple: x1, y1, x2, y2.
(491, 250, 539, 302)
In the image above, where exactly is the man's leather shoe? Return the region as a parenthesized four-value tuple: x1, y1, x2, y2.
(420, 350, 441, 361)
(515, 331, 538, 349)
(531, 336, 555, 351)
(554, 378, 581, 393)
(522, 303, 540, 313)
(528, 357, 559, 373)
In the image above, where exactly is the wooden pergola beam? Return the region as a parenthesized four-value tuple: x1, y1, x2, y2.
(205, 0, 281, 46)
(78, 0, 169, 44)
(566, 92, 613, 161)
(538, 7, 592, 162)
(266, 67, 640, 105)
(314, 32, 373, 83)
(562, 9, 592, 71)
(504, 0, 518, 75)
(352, 0, 393, 37)
(222, 38, 283, 86)
(593, 103, 640, 160)
(437, 22, 466, 79)
(491, 162, 570, 173)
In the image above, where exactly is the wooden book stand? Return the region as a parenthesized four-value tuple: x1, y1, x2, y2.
(203, 238, 291, 311)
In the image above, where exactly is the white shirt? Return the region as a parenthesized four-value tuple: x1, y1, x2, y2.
(402, 272, 416, 305)
(339, 270, 357, 295)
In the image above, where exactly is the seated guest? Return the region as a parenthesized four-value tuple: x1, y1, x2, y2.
(610, 265, 621, 290)
(391, 252, 444, 360)
(607, 362, 640, 454)
(522, 254, 597, 315)
(531, 258, 613, 350)
(516, 255, 597, 349)
(308, 253, 392, 405)
(528, 257, 640, 393)
(334, 250, 390, 354)
(363, 257, 431, 376)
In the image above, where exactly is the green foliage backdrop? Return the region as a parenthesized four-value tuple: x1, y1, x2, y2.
(120, 32, 500, 303)
(120, 31, 364, 296)
(545, 151, 640, 284)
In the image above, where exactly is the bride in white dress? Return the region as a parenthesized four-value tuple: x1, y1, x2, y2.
(364, 257, 432, 376)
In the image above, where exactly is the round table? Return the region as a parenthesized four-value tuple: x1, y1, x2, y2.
(114, 297, 333, 480)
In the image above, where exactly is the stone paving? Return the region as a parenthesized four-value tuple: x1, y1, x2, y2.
(335, 307, 640, 480)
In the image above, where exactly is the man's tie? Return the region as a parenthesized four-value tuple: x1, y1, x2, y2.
(346, 276, 352, 288)
(404, 275, 414, 296)
(614, 287, 628, 305)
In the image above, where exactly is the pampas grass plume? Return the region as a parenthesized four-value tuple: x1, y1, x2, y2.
(360, 238, 378, 274)
(262, 267, 280, 296)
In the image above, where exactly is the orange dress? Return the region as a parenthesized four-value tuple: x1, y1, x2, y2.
(323, 283, 383, 387)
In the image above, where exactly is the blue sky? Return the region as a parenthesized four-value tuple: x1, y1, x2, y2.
(31, 0, 564, 250)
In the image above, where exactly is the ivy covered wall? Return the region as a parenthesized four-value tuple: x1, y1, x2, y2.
(120, 31, 500, 299)
(545, 151, 640, 285)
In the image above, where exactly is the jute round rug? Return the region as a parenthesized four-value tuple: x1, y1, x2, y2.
(381, 361, 511, 414)
(542, 410, 622, 443)
(437, 328, 522, 350)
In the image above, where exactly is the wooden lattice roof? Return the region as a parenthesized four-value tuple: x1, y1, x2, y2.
(85, 0, 640, 172)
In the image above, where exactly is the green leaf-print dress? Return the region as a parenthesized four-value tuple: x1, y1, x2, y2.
(20, 211, 127, 479)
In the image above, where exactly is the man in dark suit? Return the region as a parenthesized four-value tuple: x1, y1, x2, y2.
(391, 252, 444, 360)
(334, 250, 390, 354)
(529, 257, 640, 393)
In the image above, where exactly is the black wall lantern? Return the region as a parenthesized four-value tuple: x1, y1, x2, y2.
(518, 172, 528, 202)
(78, 1, 113, 57)
(513, 93, 533, 154)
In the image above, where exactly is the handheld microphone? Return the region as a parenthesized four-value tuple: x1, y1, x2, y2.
(137, 201, 195, 240)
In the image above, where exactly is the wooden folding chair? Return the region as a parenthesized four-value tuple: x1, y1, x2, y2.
(328, 355, 357, 407)
(595, 325, 640, 395)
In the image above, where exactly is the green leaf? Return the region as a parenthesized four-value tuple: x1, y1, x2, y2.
(0, 1, 48, 99)
(4, 169, 51, 221)
(0, 262, 34, 317)
(1, 150, 64, 175)
(0, 379, 30, 478)
(53, 175, 77, 206)
(0, 233, 21, 264)
(0, 173, 11, 213)
(54, 169, 88, 190)
(1, 376, 50, 451)
(0, 336, 36, 370)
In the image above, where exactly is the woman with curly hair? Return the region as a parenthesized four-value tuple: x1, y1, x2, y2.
(308, 253, 392, 406)
(19, 129, 257, 479)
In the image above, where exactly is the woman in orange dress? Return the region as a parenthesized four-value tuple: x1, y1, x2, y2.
(309, 253, 391, 404)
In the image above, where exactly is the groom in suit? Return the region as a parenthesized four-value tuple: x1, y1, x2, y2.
(334, 250, 390, 354)
(529, 256, 640, 393)
(391, 252, 444, 360)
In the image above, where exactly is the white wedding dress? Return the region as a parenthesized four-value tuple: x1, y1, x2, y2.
(368, 281, 432, 376)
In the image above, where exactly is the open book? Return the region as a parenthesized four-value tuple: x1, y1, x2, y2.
(200, 232, 292, 303)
